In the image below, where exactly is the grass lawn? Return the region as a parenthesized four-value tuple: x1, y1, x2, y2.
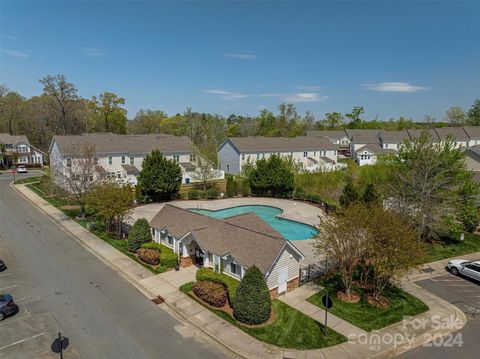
(14, 176, 42, 184)
(180, 282, 347, 349)
(307, 277, 429, 332)
(424, 233, 480, 262)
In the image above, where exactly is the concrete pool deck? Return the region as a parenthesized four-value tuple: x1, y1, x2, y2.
(129, 197, 325, 265)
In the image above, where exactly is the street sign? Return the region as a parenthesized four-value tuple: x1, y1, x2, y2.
(322, 294, 333, 309)
(51, 332, 69, 358)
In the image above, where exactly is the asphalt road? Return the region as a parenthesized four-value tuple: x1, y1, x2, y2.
(0, 172, 232, 359)
(398, 273, 480, 359)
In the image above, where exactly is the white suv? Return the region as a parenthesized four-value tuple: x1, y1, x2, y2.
(447, 259, 480, 281)
(16, 165, 28, 173)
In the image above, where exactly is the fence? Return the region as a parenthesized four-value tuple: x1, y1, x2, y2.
(299, 262, 325, 286)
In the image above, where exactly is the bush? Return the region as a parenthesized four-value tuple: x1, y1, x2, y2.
(241, 180, 250, 197)
(160, 246, 178, 268)
(233, 266, 271, 324)
(206, 188, 220, 199)
(196, 268, 240, 303)
(127, 218, 152, 252)
(193, 281, 228, 307)
(188, 189, 201, 200)
(137, 248, 160, 265)
(141, 242, 163, 251)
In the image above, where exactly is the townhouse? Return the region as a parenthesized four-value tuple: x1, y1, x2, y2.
(49, 133, 224, 188)
(218, 136, 338, 175)
(150, 204, 304, 298)
(306, 130, 351, 155)
(0, 133, 45, 168)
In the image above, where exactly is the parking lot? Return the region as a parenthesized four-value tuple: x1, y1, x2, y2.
(399, 270, 480, 359)
(0, 236, 80, 359)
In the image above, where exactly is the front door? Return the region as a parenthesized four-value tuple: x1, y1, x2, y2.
(278, 267, 288, 294)
(195, 249, 204, 266)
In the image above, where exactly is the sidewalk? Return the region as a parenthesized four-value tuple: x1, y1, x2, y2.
(12, 182, 470, 359)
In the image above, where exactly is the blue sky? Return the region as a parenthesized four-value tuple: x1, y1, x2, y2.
(1, 1, 479, 121)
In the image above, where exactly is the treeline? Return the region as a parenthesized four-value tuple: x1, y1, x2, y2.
(1, 74, 479, 157)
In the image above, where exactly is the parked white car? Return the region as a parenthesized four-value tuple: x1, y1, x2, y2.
(16, 165, 28, 173)
(447, 259, 480, 281)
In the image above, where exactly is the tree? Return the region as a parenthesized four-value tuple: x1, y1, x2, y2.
(86, 182, 134, 237)
(127, 218, 152, 252)
(323, 112, 344, 129)
(128, 109, 167, 134)
(89, 91, 127, 133)
(445, 106, 466, 126)
(248, 155, 294, 197)
(467, 99, 480, 126)
(339, 182, 360, 207)
(363, 183, 379, 205)
(137, 150, 182, 201)
(346, 106, 364, 128)
(315, 204, 368, 299)
(190, 147, 221, 191)
(39, 74, 82, 135)
(367, 206, 424, 303)
(387, 133, 478, 240)
(232, 266, 271, 324)
(52, 143, 97, 218)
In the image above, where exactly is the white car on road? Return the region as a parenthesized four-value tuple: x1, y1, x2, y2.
(447, 259, 480, 281)
(16, 165, 28, 173)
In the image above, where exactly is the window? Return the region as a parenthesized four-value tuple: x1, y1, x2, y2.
(66, 158, 72, 168)
(384, 144, 389, 148)
(94, 157, 98, 165)
(189, 154, 196, 162)
(230, 262, 239, 274)
(313, 151, 316, 157)
(167, 235, 173, 245)
(121, 156, 125, 164)
(303, 151, 308, 157)
(173, 154, 180, 162)
(130, 157, 134, 165)
(226, 164, 230, 172)
(241, 154, 245, 161)
(108, 157, 112, 165)
(256, 153, 260, 159)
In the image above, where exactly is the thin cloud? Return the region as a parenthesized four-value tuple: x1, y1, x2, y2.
(83, 48, 106, 57)
(362, 82, 428, 93)
(296, 85, 322, 91)
(260, 92, 328, 103)
(1, 34, 20, 41)
(222, 53, 256, 60)
(205, 89, 249, 100)
(0, 48, 29, 58)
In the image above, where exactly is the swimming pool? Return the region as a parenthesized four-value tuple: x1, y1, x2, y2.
(189, 205, 318, 240)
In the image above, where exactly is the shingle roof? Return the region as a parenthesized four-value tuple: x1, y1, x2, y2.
(463, 126, 480, 140)
(150, 204, 303, 274)
(407, 129, 440, 141)
(355, 144, 398, 155)
(0, 133, 30, 145)
(379, 130, 410, 143)
(306, 130, 348, 140)
(225, 136, 337, 152)
(434, 127, 469, 141)
(52, 133, 193, 155)
(121, 164, 140, 174)
(345, 129, 380, 144)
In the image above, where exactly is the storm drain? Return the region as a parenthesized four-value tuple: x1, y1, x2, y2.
(421, 267, 436, 273)
(152, 295, 165, 305)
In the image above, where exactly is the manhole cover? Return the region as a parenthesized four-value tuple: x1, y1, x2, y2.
(151, 295, 165, 304)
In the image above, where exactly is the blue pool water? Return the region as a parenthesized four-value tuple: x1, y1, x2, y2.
(189, 205, 318, 240)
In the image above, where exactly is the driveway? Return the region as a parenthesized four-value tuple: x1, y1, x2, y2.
(398, 272, 480, 359)
(0, 173, 235, 359)
(130, 197, 324, 265)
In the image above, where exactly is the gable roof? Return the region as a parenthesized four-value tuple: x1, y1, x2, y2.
(223, 136, 337, 153)
(379, 130, 410, 143)
(463, 126, 480, 140)
(0, 133, 30, 145)
(345, 129, 380, 144)
(407, 129, 441, 141)
(355, 144, 398, 155)
(306, 130, 348, 140)
(51, 133, 193, 156)
(434, 127, 469, 141)
(150, 204, 303, 274)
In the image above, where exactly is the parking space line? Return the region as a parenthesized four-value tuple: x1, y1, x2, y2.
(0, 273, 12, 277)
(0, 284, 17, 290)
(0, 332, 45, 351)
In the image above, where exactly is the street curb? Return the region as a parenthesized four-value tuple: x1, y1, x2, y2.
(10, 182, 471, 359)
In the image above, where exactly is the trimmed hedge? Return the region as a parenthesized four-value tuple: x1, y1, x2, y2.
(193, 281, 228, 307)
(137, 248, 160, 265)
(128, 218, 152, 252)
(160, 246, 178, 268)
(206, 188, 220, 199)
(233, 266, 271, 325)
(196, 268, 240, 303)
(141, 242, 163, 251)
(188, 189, 201, 200)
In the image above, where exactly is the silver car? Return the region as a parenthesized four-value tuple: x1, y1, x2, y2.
(447, 259, 480, 281)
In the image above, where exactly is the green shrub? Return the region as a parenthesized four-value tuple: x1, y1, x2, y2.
(226, 176, 235, 197)
(141, 242, 163, 251)
(233, 266, 271, 325)
(193, 280, 228, 307)
(206, 188, 220, 199)
(160, 246, 178, 268)
(127, 218, 152, 252)
(188, 190, 201, 200)
(137, 248, 160, 265)
(196, 268, 239, 303)
(241, 180, 250, 196)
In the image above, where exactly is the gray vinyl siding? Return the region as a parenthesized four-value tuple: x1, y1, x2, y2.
(221, 257, 242, 280)
(218, 141, 241, 174)
(266, 246, 300, 290)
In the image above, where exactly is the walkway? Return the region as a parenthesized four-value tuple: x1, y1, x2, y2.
(13, 182, 470, 359)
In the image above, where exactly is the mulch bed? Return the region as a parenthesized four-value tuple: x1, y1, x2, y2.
(366, 294, 390, 308)
(60, 205, 81, 210)
(337, 290, 361, 304)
